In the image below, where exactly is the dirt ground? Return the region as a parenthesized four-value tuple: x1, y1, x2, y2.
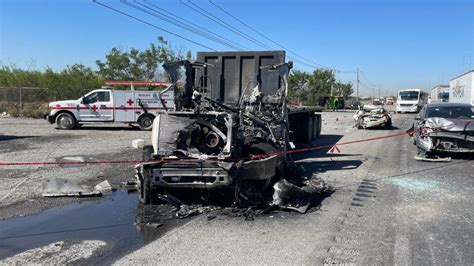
(0, 118, 150, 219)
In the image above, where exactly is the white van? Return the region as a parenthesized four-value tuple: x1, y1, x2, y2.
(396, 89, 428, 113)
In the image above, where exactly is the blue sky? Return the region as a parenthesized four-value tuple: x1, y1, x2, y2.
(1, 0, 473, 96)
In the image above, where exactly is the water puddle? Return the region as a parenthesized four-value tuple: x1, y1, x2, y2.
(0, 190, 169, 263)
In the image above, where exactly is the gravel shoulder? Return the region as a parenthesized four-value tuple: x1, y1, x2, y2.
(0, 118, 150, 219)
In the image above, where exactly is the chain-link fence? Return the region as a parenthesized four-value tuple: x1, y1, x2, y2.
(0, 87, 73, 118)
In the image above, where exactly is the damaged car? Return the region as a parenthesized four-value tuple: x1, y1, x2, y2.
(413, 103, 474, 156)
(135, 59, 328, 211)
(353, 105, 392, 129)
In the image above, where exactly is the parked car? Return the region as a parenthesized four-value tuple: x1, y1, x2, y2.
(412, 103, 474, 156)
(386, 97, 394, 105)
(347, 100, 361, 110)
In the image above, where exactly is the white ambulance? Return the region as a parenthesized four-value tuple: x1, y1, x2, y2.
(45, 81, 175, 130)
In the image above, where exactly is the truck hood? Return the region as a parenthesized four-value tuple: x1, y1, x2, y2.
(425, 117, 474, 132)
(49, 100, 79, 108)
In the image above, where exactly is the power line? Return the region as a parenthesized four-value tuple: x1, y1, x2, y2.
(180, 0, 274, 50)
(207, 0, 356, 74)
(92, 0, 216, 51)
(208, 0, 327, 68)
(178, 0, 328, 70)
(143, 0, 250, 50)
(127, 0, 248, 51)
(359, 70, 379, 88)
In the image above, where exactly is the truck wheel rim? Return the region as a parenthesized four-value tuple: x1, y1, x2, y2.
(143, 118, 152, 127)
(60, 117, 72, 127)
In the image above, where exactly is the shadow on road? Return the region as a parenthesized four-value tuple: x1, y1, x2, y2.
(0, 134, 35, 142)
(74, 126, 141, 131)
(293, 134, 363, 174)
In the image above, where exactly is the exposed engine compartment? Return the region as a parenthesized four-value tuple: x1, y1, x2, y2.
(353, 106, 392, 129)
(416, 117, 474, 153)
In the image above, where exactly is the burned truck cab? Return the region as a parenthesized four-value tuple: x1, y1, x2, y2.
(136, 60, 290, 204)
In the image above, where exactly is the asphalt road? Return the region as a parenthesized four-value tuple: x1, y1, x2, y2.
(1, 112, 473, 264)
(117, 112, 473, 264)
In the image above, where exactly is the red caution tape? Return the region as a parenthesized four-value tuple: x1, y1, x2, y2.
(0, 122, 464, 167)
(329, 145, 341, 153)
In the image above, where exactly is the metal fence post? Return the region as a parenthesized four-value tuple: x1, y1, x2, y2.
(19, 87, 23, 111)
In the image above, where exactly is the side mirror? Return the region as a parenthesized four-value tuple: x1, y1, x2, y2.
(414, 115, 421, 120)
(81, 97, 87, 104)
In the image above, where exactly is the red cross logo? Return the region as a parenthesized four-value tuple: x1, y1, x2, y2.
(127, 99, 134, 106)
(91, 105, 97, 112)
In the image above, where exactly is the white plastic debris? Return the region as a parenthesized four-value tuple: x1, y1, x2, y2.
(94, 180, 112, 195)
(132, 139, 145, 149)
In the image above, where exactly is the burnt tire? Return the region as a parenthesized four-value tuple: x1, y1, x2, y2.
(138, 168, 153, 205)
(138, 114, 154, 130)
(304, 116, 314, 144)
(56, 113, 76, 130)
(312, 116, 318, 141)
(143, 145, 154, 161)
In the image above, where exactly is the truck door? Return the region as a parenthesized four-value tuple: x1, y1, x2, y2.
(80, 90, 113, 121)
(113, 91, 136, 122)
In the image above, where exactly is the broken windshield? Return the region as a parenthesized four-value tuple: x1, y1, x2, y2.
(426, 106, 474, 119)
(399, 91, 419, 101)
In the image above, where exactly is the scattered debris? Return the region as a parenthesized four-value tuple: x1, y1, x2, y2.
(94, 180, 112, 195)
(272, 176, 331, 214)
(41, 178, 112, 197)
(414, 155, 451, 162)
(121, 179, 137, 191)
(145, 222, 163, 228)
(175, 205, 213, 219)
(132, 139, 145, 149)
(207, 215, 216, 221)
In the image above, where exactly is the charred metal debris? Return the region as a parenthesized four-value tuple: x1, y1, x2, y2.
(135, 60, 332, 216)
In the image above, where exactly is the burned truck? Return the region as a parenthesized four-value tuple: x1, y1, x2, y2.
(136, 51, 324, 206)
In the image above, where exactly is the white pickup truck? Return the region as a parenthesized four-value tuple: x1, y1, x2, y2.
(45, 87, 174, 130)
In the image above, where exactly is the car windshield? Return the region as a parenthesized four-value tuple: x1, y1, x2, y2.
(399, 91, 419, 101)
(426, 106, 473, 119)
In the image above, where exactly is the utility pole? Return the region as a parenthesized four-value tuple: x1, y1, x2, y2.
(378, 84, 381, 98)
(356, 68, 359, 101)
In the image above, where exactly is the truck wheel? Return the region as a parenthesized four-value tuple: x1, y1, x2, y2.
(142, 145, 154, 161)
(138, 168, 152, 204)
(312, 116, 318, 141)
(56, 113, 76, 130)
(317, 115, 322, 138)
(138, 114, 154, 130)
(304, 116, 314, 144)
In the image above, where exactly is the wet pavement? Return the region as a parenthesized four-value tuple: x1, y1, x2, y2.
(0, 190, 161, 263)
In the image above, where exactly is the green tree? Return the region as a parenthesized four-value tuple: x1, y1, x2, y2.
(288, 70, 310, 102)
(288, 68, 353, 106)
(96, 36, 191, 81)
(334, 82, 354, 99)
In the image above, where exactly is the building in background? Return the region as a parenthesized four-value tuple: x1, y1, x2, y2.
(430, 85, 450, 103)
(449, 70, 474, 105)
